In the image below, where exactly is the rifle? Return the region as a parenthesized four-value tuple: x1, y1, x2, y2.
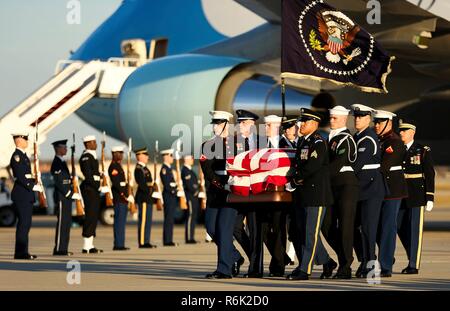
(175, 140, 188, 210)
(101, 131, 114, 207)
(152, 141, 163, 211)
(127, 138, 137, 214)
(71, 133, 85, 216)
(33, 122, 47, 209)
(198, 162, 207, 210)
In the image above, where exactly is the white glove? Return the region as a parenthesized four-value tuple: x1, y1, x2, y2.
(177, 190, 185, 198)
(198, 191, 206, 199)
(426, 201, 434, 212)
(152, 191, 162, 199)
(100, 186, 110, 194)
(32, 184, 43, 192)
(224, 184, 231, 192)
(126, 195, 135, 204)
(285, 182, 295, 192)
(71, 193, 82, 200)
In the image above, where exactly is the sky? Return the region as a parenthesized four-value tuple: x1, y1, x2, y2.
(0, 0, 264, 160)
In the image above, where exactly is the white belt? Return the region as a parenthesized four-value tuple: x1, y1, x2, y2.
(390, 166, 402, 171)
(93, 175, 100, 181)
(362, 164, 380, 170)
(339, 166, 354, 173)
(120, 182, 126, 186)
(215, 170, 227, 176)
(25, 174, 32, 179)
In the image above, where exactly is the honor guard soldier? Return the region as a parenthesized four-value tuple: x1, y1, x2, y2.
(160, 149, 178, 246)
(10, 132, 41, 260)
(350, 104, 385, 277)
(285, 109, 335, 280)
(134, 147, 156, 248)
(320, 106, 358, 279)
(200, 110, 236, 279)
(232, 109, 259, 277)
(80, 135, 103, 254)
(373, 110, 408, 277)
(108, 146, 132, 251)
(280, 116, 299, 266)
(397, 120, 435, 274)
(181, 155, 200, 244)
(51, 139, 78, 256)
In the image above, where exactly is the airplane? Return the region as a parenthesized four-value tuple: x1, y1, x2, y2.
(0, 0, 449, 167)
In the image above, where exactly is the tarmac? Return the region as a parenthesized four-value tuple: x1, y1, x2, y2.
(0, 207, 449, 291)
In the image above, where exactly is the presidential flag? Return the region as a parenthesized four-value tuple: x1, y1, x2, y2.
(226, 148, 296, 196)
(281, 0, 395, 93)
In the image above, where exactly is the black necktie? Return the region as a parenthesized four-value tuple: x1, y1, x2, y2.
(244, 137, 250, 151)
(291, 140, 297, 149)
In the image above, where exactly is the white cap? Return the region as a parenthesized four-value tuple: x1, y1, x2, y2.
(373, 110, 396, 120)
(11, 131, 29, 137)
(160, 149, 174, 155)
(83, 135, 96, 142)
(350, 104, 374, 115)
(264, 115, 283, 123)
(209, 111, 233, 122)
(329, 105, 350, 116)
(111, 146, 125, 153)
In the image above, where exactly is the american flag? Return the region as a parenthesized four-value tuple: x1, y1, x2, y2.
(226, 148, 296, 196)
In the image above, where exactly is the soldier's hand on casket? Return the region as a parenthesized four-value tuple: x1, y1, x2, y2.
(224, 184, 231, 192)
(426, 201, 434, 212)
(285, 182, 296, 192)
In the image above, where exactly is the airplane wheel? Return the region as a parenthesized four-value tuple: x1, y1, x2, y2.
(100, 206, 115, 226)
(0, 205, 17, 227)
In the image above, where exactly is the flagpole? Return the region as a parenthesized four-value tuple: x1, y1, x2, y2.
(281, 77, 286, 118)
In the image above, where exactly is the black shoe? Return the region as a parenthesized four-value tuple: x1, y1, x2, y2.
(269, 272, 285, 277)
(232, 257, 245, 277)
(333, 268, 352, 279)
(205, 271, 232, 279)
(163, 242, 179, 247)
(53, 251, 73, 256)
(401, 266, 419, 274)
(82, 248, 103, 254)
(355, 263, 364, 278)
(243, 272, 263, 278)
(113, 246, 130, 251)
(14, 254, 37, 260)
(186, 240, 197, 244)
(139, 243, 157, 248)
(380, 270, 392, 278)
(320, 258, 338, 279)
(287, 270, 309, 280)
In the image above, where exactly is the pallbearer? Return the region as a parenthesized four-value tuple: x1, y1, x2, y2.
(10, 131, 41, 260)
(398, 120, 435, 275)
(51, 139, 78, 256)
(108, 146, 132, 251)
(80, 135, 104, 254)
(181, 154, 200, 244)
(134, 147, 157, 248)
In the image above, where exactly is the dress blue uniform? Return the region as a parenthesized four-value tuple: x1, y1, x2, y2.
(134, 148, 156, 248)
(181, 164, 200, 243)
(160, 158, 178, 245)
(397, 121, 435, 274)
(10, 144, 37, 259)
(51, 141, 73, 255)
(201, 111, 236, 279)
(351, 105, 385, 277)
(108, 157, 129, 250)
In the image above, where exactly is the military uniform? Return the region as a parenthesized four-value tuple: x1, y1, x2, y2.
(181, 164, 200, 243)
(351, 105, 385, 276)
(134, 150, 156, 248)
(321, 126, 358, 278)
(397, 121, 435, 274)
(79, 146, 102, 253)
(201, 110, 236, 279)
(51, 147, 73, 255)
(10, 144, 38, 259)
(160, 160, 178, 245)
(287, 109, 334, 280)
(108, 157, 129, 250)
